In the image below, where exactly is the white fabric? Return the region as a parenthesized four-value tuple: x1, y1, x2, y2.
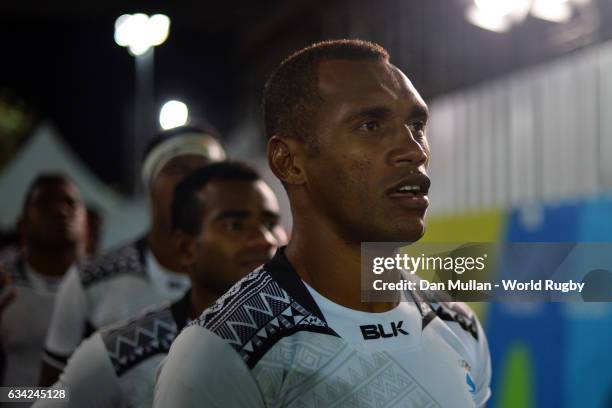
(145, 251, 190, 300)
(154, 329, 265, 408)
(43, 267, 88, 362)
(33, 334, 122, 408)
(154, 282, 491, 407)
(2, 262, 65, 387)
(303, 281, 421, 352)
(44, 247, 187, 365)
(34, 332, 167, 408)
(140, 133, 226, 187)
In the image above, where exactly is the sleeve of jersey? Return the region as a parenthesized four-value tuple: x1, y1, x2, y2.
(450, 302, 491, 407)
(154, 325, 265, 408)
(33, 333, 122, 408)
(43, 266, 89, 369)
(470, 309, 492, 408)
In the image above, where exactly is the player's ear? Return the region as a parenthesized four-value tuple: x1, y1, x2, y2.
(174, 231, 196, 275)
(267, 135, 307, 186)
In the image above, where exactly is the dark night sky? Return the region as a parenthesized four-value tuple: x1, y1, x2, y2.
(2, 0, 611, 191)
(1, 11, 239, 189)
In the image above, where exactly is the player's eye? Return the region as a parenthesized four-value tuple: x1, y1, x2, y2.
(263, 218, 279, 230)
(64, 198, 77, 208)
(358, 121, 380, 132)
(408, 120, 426, 133)
(225, 220, 244, 232)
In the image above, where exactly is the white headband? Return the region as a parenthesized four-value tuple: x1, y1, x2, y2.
(141, 133, 226, 186)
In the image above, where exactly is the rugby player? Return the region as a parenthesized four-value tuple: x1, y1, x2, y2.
(39, 125, 226, 386)
(33, 161, 286, 407)
(155, 39, 491, 407)
(1, 174, 87, 387)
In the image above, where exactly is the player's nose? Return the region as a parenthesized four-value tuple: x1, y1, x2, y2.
(388, 126, 428, 167)
(246, 225, 279, 250)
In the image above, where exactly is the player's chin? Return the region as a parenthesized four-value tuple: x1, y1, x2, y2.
(391, 217, 426, 242)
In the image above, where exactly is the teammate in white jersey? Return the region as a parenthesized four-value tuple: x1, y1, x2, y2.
(155, 39, 492, 407)
(1, 174, 87, 388)
(33, 161, 286, 408)
(39, 125, 227, 386)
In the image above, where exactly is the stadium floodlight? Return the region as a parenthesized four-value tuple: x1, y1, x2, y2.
(159, 100, 189, 130)
(466, 5, 513, 32)
(114, 13, 170, 56)
(474, 0, 531, 18)
(466, 0, 590, 32)
(466, 0, 530, 32)
(114, 13, 171, 193)
(531, 0, 573, 23)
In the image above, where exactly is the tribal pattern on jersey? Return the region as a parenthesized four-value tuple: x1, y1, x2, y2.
(101, 303, 177, 376)
(253, 333, 442, 408)
(79, 240, 147, 288)
(192, 267, 338, 367)
(430, 302, 479, 340)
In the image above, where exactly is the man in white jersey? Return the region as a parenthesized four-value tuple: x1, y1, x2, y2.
(33, 161, 286, 407)
(1, 174, 87, 388)
(39, 125, 226, 386)
(155, 39, 491, 408)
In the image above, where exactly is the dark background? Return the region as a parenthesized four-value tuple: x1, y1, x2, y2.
(1, 0, 610, 191)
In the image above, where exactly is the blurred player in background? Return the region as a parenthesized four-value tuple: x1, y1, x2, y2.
(33, 161, 286, 408)
(155, 39, 491, 408)
(1, 174, 87, 387)
(39, 125, 226, 386)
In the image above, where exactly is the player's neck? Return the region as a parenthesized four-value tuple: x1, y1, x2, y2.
(147, 227, 182, 273)
(189, 285, 221, 319)
(287, 217, 398, 313)
(25, 242, 80, 277)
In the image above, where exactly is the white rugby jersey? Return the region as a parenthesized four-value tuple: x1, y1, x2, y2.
(1, 256, 64, 387)
(33, 292, 190, 408)
(154, 249, 491, 408)
(43, 237, 189, 370)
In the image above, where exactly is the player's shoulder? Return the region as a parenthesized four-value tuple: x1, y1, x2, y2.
(429, 301, 481, 341)
(100, 300, 177, 376)
(77, 236, 147, 288)
(189, 263, 334, 368)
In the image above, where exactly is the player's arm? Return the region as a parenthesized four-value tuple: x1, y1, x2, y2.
(471, 311, 492, 408)
(39, 266, 89, 386)
(446, 302, 492, 408)
(33, 333, 122, 408)
(154, 325, 265, 408)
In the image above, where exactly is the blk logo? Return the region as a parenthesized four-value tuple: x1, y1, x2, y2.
(360, 321, 409, 340)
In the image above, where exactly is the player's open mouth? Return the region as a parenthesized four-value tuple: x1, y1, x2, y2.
(386, 174, 430, 209)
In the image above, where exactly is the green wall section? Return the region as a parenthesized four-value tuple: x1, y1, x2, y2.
(419, 209, 506, 320)
(421, 210, 506, 243)
(498, 343, 534, 408)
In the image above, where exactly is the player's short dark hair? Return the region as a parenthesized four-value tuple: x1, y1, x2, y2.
(22, 173, 75, 212)
(171, 161, 261, 235)
(263, 39, 389, 146)
(143, 123, 221, 163)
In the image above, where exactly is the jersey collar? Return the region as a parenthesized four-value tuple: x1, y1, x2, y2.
(170, 290, 192, 331)
(263, 247, 436, 329)
(263, 247, 328, 323)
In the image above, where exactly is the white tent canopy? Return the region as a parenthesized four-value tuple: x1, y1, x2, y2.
(0, 124, 148, 250)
